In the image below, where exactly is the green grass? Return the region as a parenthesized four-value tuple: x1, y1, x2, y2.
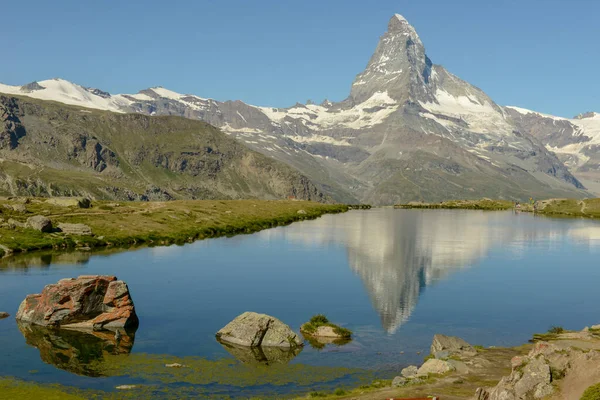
(0, 198, 348, 257)
(394, 198, 514, 211)
(581, 383, 600, 400)
(300, 315, 353, 338)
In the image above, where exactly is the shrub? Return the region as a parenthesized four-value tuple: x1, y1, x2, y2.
(302, 315, 352, 338)
(581, 383, 600, 400)
(548, 326, 565, 334)
(310, 314, 329, 325)
(334, 388, 347, 396)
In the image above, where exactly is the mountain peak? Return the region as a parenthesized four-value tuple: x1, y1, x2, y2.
(349, 13, 432, 104)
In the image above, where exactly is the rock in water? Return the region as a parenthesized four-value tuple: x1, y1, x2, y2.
(26, 215, 53, 232)
(16, 275, 138, 331)
(216, 311, 303, 348)
(0, 312, 9, 319)
(430, 334, 475, 355)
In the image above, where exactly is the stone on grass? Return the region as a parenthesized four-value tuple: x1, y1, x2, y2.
(26, 215, 53, 232)
(47, 197, 91, 208)
(216, 311, 302, 348)
(297, 209, 307, 215)
(16, 275, 138, 331)
(391, 376, 408, 387)
(57, 223, 93, 236)
(401, 365, 418, 378)
(417, 358, 455, 376)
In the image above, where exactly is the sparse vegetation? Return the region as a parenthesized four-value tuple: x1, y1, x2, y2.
(581, 382, 600, 400)
(548, 326, 565, 334)
(301, 315, 352, 338)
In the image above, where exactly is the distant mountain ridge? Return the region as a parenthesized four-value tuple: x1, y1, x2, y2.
(0, 14, 594, 203)
(0, 95, 328, 201)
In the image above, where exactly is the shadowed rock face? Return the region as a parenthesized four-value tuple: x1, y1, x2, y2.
(17, 322, 135, 376)
(16, 275, 139, 331)
(218, 340, 301, 366)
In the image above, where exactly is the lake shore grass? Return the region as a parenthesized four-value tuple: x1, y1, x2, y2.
(395, 197, 600, 218)
(0, 198, 350, 257)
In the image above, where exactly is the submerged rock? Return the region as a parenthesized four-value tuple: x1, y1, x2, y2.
(216, 311, 303, 348)
(16, 275, 138, 331)
(0, 312, 9, 319)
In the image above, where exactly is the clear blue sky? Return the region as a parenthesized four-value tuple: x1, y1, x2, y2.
(2, 0, 598, 117)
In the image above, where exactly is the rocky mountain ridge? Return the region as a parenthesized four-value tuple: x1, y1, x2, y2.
(0, 14, 594, 203)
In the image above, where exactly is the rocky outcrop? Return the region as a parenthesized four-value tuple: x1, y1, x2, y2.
(216, 311, 303, 348)
(475, 341, 569, 399)
(16, 275, 138, 331)
(431, 334, 476, 356)
(57, 223, 93, 236)
(401, 365, 418, 378)
(26, 215, 52, 232)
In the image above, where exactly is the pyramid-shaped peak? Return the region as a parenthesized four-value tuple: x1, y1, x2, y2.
(388, 13, 417, 34)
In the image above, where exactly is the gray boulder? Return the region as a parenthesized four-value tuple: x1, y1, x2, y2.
(401, 365, 418, 378)
(216, 312, 303, 348)
(27, 216, 53, 232)
(391, 376, 407, 387)
(58, 223, 93, 236)
(47, 197, 91, 208)
(430, 334, 475, 355)
(417, 358, 455, 376)
(7, 218, 26, 228)
(0, 312, 9, 319)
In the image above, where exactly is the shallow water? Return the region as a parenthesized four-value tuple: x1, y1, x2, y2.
(1, 209, 599, 397)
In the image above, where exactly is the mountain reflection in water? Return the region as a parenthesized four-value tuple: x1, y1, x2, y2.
(257, 209, 600, 333)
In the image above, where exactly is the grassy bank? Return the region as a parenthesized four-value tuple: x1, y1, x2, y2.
(394, 199, 514, 211)
(395, 198, 600, 218)
(0, 198, 350, 257)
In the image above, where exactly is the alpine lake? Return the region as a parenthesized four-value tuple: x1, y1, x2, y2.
(1, 208, 599, 399)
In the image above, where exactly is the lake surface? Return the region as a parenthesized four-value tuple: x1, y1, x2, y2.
(1, 209, 600, 398)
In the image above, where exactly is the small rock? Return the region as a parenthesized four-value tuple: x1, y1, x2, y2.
(165, 363, 185, 368)
(430, 334, 475, 355)
(57, 223, 93, 236)
(401, 365, 418, 378)
(297, 209, 307, 215)
(417, 358, 455, 376)
(391, 376, 407, 387)
(6, 204, 28, 213)
(115, 385, 137, 390)
(47, 197, 91, 208)
(7, 218, 26, 228)
(0, 312, 9, 319)
(591, 324, 600, 330)
(26, 216, 53, 233)
(224, 210, 232, 214)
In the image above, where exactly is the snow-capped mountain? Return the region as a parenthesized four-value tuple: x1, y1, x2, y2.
(505, 107, 600, 193)
(0, 14, 592, 204)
